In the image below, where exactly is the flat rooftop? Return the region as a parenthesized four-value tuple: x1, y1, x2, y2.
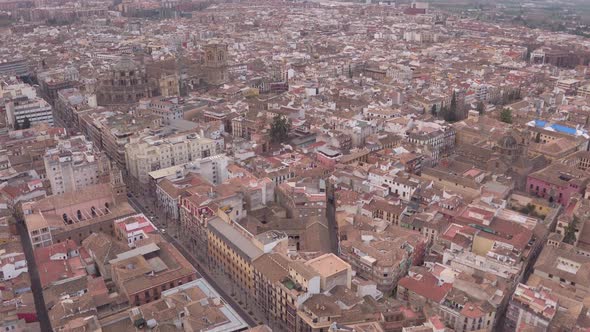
(305, 253, 350, 277)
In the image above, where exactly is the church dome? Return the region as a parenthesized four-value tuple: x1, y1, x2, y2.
(499, 135, 517, 149)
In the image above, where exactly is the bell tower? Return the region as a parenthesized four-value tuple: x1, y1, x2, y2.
(203, 43, 229, 86)
(110, 164, 127, 205)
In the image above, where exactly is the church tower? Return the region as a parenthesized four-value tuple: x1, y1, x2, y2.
(110, 164, 127, 205)
(203, 43, 229, 86)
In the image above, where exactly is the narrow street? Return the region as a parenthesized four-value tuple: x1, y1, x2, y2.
(126, 194, 259, 327)
(17, 221, 51, 332)
(326, 184, 339, 254)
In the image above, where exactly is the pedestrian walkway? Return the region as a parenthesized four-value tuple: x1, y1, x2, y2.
(128, 192, 266, 327)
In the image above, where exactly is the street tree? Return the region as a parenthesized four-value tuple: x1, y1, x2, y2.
(270, 114, 291, 143)
(500, 108, 513, 124)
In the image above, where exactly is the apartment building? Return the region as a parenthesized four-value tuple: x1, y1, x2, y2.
(0, 58, 30, 77)
(99, 278, 249, 331)
(125, 132, 223, 184)
(37, 67, 79, 104)
(231, 116, 257, 140)
(149, 153, 229, 187)
(23, 171, 132, 248)
(305, 254, 352, 292)
(533, 241, 590, 299)
(398, 265, 500, 332)
(5, 94, 53, 128)
(0, 251, 27, 282)
(555, 79, 581, 95)
(54, 87, 95, 129)
(437, 288, 498, 332)
(406, 123, 455, 165)
(340, 225, 426, 292)
(181, 185, 246, 254)
(0, 79, 36, 99)
(113, 213, 157, 248)
(79, 111, 162, 168)
(207, 216, 288, 301)
(253, 253, 321, 331)
(397, 266, 453, 312)
(275, 179, 326, 219)
(504, 283, 557, 331)
(137, 96, 184, 124)
(155, 175, 204, 222)
(252, 252, 352, 332)
(360, 198, 407, 225)
(44, 135, 110, 195)
(361, 192, 407, 220)
(110, 240, 197, 306)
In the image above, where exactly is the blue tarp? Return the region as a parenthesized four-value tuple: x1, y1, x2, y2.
(534, 119, 577, 135)
(551, 124, 577, 135)
(534, 119, 547, 127)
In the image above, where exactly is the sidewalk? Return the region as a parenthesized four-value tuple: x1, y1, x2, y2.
(172, 227, 267, 327)
(131, 193, 267, 327)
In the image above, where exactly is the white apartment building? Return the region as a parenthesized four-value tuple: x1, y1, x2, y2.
(473, 83, 490, 101)
(443, 249, 522, 282)
(368, 167, 420, 201)
(387, 64, 413, 83)
(0, 80, 37, 99)
(5, 95, 53, 128)
(137, 96, 184, 124)
(44, 136, 110, 195)
(0, 252, 28, 281)
(151, 153, 230, 185)
(126, 132, 223, 184)
(153, 154, 231, 220)
(403, 30, 438, 43)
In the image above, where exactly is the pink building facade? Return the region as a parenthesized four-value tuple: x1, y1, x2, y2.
(526, 175, 584, 207)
